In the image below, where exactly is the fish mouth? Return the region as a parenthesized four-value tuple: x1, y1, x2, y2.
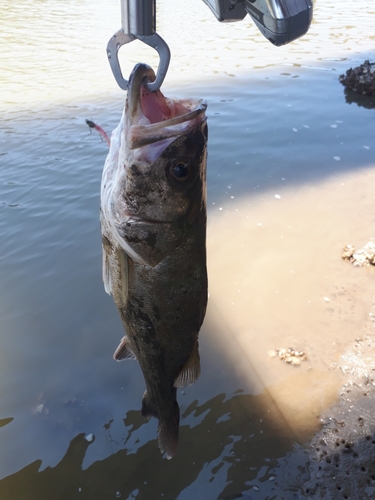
(126, 63, 207, 150)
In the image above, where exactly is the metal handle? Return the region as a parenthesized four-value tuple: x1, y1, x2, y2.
(107, 0, 170, 92)
(122, 0, 155, 36)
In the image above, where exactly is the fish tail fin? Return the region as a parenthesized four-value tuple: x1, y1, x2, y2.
(157, 402, 180, 460)
(142, 392, 180, 459)
(174, 338, 201, 388)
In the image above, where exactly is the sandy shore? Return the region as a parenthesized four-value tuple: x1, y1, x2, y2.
(204, 164, 375, 498)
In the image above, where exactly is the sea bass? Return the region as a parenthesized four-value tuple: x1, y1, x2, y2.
(100, 63, 208, 459)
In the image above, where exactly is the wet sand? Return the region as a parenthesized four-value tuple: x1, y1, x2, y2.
(205, 164, 375, 497)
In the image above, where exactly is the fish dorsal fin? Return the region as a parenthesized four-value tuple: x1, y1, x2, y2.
(174, 339, 201, 388)
(113, 336, 137, 361)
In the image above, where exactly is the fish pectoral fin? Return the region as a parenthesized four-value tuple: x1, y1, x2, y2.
(112, 247, 128, 309)
(158, 403, 180, 460)
(174, 339, 201, 388)
(102, 244, 112, 295)
(113, 336, 137, 361)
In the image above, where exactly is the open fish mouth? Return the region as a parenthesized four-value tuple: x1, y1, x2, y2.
(125, 63, 207, 151)
(100, 62, 208, 261)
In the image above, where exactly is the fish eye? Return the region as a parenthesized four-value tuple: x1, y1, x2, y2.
(170, 161, 190, 182)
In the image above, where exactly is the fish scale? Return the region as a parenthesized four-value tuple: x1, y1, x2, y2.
(100, 63, 208, 459)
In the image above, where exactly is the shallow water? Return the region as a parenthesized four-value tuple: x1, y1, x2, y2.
(1, 0, 375, 498)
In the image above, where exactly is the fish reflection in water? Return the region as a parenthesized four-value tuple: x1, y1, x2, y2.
(100, 64, 208, 458)
(0, 392, 299, 500)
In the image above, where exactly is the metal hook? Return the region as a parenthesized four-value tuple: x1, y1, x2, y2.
(107, 30, 135, 91)
(136, 34, 170, 92)
(106, 30, 170, 92)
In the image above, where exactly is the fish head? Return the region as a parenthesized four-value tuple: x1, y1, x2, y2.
(103, 63, 208, 230)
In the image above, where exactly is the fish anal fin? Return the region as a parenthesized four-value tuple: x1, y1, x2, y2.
(113, 336, 137, 361)
(158, 402, 180, 460)
(174, 339, 201, 388)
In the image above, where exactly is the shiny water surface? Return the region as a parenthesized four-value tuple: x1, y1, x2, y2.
(1, 0, 375, 498)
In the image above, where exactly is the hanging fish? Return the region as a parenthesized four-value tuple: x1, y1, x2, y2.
(100, 63, 208, 458)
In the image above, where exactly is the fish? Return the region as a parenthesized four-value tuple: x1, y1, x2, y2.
(100, 63, 208, 458)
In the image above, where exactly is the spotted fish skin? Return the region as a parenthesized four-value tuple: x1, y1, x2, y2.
(100, 63, 208, 459)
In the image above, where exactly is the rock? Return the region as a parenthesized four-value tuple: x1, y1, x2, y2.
(342, 245, 355, 261)
(268, 347, 307, 366)
(342, 240, 375, 267)
(339, 60, 375, 96)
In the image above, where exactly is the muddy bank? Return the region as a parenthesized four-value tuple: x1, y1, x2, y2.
(302, 301, 375, 499)
(243, 300, 375, 500)
(223, 299, 375, 500)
